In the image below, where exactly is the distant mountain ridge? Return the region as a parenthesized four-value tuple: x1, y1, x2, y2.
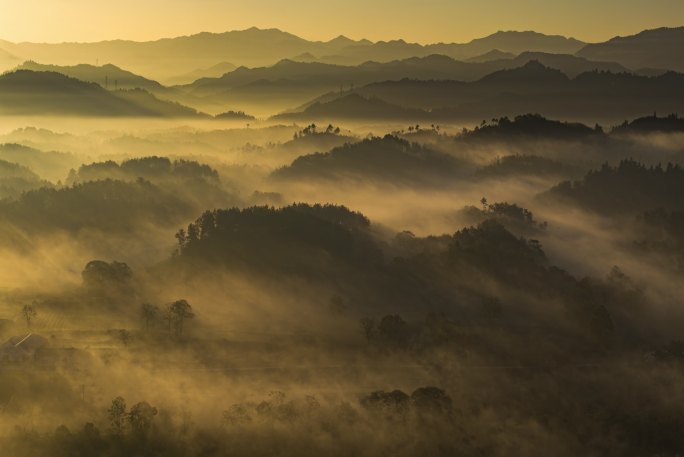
(1, 26, 682, 83)
(282, 61, 684, 122)
(14, 61, 166, 92)
(0, 70, 205, 117)
(179, 52, 635, 114)
(0, 27, 588, 80)
(578, 27, 684, 72)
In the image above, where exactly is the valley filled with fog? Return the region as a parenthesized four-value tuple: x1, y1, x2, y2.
(1, 23, 684, 457)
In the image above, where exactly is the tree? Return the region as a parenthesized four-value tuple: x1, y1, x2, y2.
(411, 387, 453, 415)
(362, 390, 410, 419)
(377, 315, 409, 348)
(360, 318, 376, 343)
(82, 260, 132, 288)
(128, 401, 158, 435)
(168, 299, 195, 336)
(140, 303, 159, 331)
(118, 329, 131, 346)
(107, 397, 127, 435)
(164, 306, 174, 332)
(21, 304, 37, 329)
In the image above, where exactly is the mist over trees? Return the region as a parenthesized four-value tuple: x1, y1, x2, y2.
(2, 18, 684, 457)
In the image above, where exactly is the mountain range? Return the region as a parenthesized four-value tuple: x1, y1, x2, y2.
(279, 61, 684, 123)
(0, 70, 205, 117)
(178, 52, 633, 114)
(0, 26, 680, 83)
(0, 27, 653, 82)
(578, 27, 684, 72)
(0, 25, 682, 120)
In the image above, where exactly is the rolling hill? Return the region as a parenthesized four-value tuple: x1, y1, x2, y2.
(0, 70, 206, 117)
(165, 61, 237, 85)
(14, 61, 166, 93)
(179, 53, 633, 114)
(0, 28, 588, 81)
(0, 47, 20, 72)
(272, 93, 429, 121)
(272, 135, 465, 185)
(577, 27, 684, 72)
(300, 61, 684, 122)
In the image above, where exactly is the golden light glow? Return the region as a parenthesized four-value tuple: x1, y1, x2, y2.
(1, 0, 682, 44)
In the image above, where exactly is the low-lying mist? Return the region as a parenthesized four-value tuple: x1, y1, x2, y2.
(1, 114, 684, 457)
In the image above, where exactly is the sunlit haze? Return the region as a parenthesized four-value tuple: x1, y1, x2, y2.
(1, 0, 683, 43)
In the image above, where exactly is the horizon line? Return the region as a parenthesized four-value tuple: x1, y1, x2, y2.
(4, 24, 678, 47)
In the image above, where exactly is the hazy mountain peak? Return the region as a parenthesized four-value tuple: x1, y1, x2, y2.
(466, 49, 516, 62)
(606, 25, 684, 42)
(479, 60, 569, 82)
(578, 26, 684, 72)
(327, 35, 356, 45)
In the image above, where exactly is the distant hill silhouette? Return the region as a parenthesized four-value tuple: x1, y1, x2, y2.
(577, 27, 684, 72)
(14, 61, 166, 93)
(0, 179, 194, 234)
(0, 143, 79, 181)
(272, 135, 465, 185)
(466, 49, 516, 63)
(214, 110, 256, 121)
(173, 204, 382, 273)
(331, 62, 684, 122)
(0, 28, 371, 80)
(317, 30, 586, 65)
(0, 159, 49, 199)
(0, 47, 19, 72)
(0, 70, 205, 117)
(460, 114, 600, 141)
(0, 28, 589, 80)
(272, 93, 429, 121)
(544, 160, 684, 214)
(179, 53, 630, 113)
(611, 114, 684, 134)
(284, 127, 353, 149)
(459, 30, 585, 57)
(165, 61, 237, 85)
(478, 60, 568, 84)
(67, 156, 220, 185)
(503, 52, 629, 77)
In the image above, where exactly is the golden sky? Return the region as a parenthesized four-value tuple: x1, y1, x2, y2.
(1, 0, 682, 44)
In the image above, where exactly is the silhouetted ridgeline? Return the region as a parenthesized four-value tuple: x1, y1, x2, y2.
(0, 28, 590, 79)
(460, 113, 601, 140)
(3, 22, 684, 457)
(273, 93, 429, 121)
(544, 160, 684, 214)
(309, 62, 684, 121)
(0, 180, 193, 234)
(182, 52, 627, 106)
(168, 203, 621, 343)
(272, 135, 466, 184)
(214, 110, 256, 120)
(0, 159, 50, 199)
(577, 26, 684, 72)
(67, 156, 220, 184)
(0, 70, 206, 117)
(612, 113, 684, 134)
(14, 61, 166, 93)
(174, 204, 382, 273)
